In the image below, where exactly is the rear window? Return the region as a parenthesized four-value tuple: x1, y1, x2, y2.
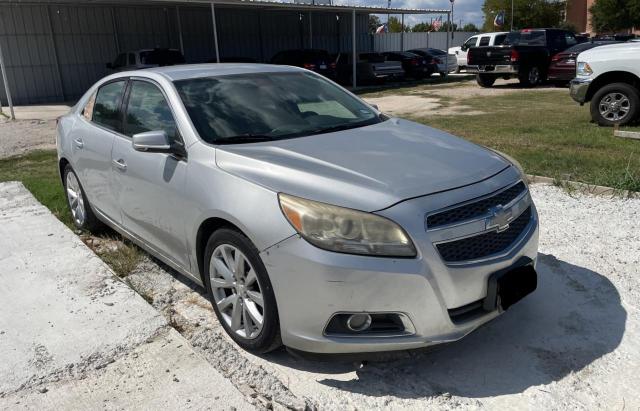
(140, 50, 185, 66)
(505, 31, 546, 46)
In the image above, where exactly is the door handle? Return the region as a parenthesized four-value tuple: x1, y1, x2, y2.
(112, 159, 127, 171)
(73, 138, 84, 149)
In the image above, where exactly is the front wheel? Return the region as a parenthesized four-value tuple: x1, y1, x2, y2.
(476, 74, 496, 88)
(204, 228, 281, 353)
(590, 83, 640, 127)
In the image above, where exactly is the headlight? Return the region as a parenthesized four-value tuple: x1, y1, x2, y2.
(577, 62, 593, 76)
(278, 194, 416, 257)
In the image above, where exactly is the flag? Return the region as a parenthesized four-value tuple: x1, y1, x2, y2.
(376, 23, 388, 34)
(432, 16, 442, 31)
(494, 11, 505, 27)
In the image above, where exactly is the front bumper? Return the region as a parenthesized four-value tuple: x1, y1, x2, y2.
(570, 78, 592, 104)
(261, 168, 539, 354)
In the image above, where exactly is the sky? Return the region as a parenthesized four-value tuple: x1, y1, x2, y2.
(332, 0, 485, 28)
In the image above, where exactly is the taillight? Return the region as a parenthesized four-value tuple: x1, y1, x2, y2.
(330, 62, 336, 69)
(410, 58, 419, 66)
(510, 49, 520, 62)
(434, 58, 442, 64)
(303, 63, 316, 69)
(551, 53, 561, 62)
(467, 53, 472, 64)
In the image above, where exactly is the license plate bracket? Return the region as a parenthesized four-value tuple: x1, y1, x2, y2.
(483, 259, 537, 312)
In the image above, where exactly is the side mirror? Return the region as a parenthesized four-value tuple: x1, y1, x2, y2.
(461, 45, 468, 52)
(370, 103, 379, 111)
(106, 62, 114, 69)
(132, 130, 172, 153)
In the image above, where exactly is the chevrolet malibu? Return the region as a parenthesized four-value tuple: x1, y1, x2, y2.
(57, 64, 539, 354)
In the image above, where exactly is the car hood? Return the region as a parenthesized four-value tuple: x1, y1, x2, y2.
(579, 42, 640, 59)
(215, 119, 510, 211)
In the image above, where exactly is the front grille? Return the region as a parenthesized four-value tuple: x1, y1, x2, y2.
(436, 206, 532, 263)
(427, 182, 526, 229)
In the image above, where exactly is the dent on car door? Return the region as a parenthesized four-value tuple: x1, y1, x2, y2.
(111, 79, 190, 268)
(73, 80, 126, 221)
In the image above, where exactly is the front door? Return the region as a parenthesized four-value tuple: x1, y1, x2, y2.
(110, 79, 190, 269)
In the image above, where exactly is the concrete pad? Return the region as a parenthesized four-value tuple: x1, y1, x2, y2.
(0, 182, 252, 409)
(8, 104, 72, 121)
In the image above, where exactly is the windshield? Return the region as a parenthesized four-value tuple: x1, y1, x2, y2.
(175, 72, 380, 144)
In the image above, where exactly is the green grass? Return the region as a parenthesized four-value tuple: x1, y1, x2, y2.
(410, 90, 640, 192)
(0, 150, 73, 226)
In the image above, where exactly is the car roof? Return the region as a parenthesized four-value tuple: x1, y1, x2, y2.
(130, 63, 304, 81)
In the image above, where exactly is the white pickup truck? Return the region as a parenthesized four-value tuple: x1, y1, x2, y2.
(570, 42, 640, 126)
(448, 32, 508, 71)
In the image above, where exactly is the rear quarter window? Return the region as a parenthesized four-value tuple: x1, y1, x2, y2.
(92, 81, 126, 131)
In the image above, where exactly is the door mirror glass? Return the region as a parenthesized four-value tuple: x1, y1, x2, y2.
(132, 130, 172, 153)
(461, 44, 468, 51)
(370, 103, 379, 110)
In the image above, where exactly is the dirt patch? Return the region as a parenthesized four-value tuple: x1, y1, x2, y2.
(0, 119, 56, 159)
(364, 95, 485, 117)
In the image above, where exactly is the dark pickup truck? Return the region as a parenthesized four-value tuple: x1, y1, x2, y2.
(467, 29, 578, 87)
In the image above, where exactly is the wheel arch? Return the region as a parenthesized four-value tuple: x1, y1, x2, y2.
(59, 157, 71, 182)
(586, 71, 640, 102)
(195, 217, 247, 283)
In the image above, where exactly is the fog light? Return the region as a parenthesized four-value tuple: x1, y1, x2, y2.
(346, 313, 372, 332)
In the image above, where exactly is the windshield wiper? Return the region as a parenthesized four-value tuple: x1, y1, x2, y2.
(308, 121, 375, 136)
(211, 134, 276, 145)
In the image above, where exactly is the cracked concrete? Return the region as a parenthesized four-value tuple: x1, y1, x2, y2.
(0, 182, 253, 410)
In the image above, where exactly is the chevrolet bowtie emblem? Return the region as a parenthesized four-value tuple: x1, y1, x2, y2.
(486, 204, 512, 233)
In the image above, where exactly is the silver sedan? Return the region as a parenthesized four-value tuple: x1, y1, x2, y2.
(56, 64, 539, 354)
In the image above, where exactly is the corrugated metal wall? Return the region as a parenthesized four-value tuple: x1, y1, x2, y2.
(0, 2, 449, 105)
(372, 32, 478, 52)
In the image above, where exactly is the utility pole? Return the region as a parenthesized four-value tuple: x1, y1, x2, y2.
(450, 0, 455, 39)
(511, 0, 514, 31)
(0, 41, 14, 120)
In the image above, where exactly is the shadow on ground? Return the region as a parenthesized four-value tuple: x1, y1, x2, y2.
(267, 253, 626, 399)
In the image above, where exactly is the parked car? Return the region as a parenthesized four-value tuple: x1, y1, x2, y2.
(207, 56, 259, 63)
(57, 64, 539, 354)
(408, 48, 458, 76)
(335, 52, 405, 84)
(270, 49, 336, 79)
(570, 42, 640, 126)
(467, 28, 578, 87)
(548, 41, 620, 85)
(382, 51, 433, 79)
(448, 32, 508, 71)
(107, 48, 185, 71)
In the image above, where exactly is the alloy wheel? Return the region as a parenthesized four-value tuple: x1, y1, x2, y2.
(209, 244, 264, 339)
(528, 67, 540, 85)
(65, 171, 86, 227)
(599, 92, 631, 122)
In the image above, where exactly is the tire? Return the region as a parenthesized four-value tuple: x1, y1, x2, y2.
(518, 66, 543, 88)
(203, 228, 281, 353)
(62, 164, 102, 232)
(476, 74, 496, 88)
(590, 83, 640, 127)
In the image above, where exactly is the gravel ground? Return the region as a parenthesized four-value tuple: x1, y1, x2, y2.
(0, 119, 56, 159)
(106, 184, 639, 410)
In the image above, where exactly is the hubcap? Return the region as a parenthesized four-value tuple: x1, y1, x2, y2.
(529, 67, 540, 84)
(209, 244, 264, 339)
(65, 172, 86, 226)
(599, 92, 631, 122)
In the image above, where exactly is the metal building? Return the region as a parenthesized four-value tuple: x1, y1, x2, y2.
(0, 0, 449, 106)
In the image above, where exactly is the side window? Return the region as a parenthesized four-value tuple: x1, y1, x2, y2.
(92, 81, 126, 131)
(124, 81, 178, 143)
(479, 36, 490, 46)
(494, 34, 507, 45)
(113, 53, 126, 68)
(463, 37, 477, 48)
(565, 33, 577, 47)
(128, 53, 136, 65)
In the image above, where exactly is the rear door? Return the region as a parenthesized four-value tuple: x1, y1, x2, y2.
(110, 79, 190, 268)
(72, 79, 127, 221)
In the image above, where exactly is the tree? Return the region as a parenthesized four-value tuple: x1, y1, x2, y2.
(438, 21, 458, 32)
(462, 23, 480, 32)
(481, 0, 565, 31)
(369, 15, 382, 33)
(412, 22, 432, 32)
(387, 16, 410, 33)
(590, 0, 640, 33)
